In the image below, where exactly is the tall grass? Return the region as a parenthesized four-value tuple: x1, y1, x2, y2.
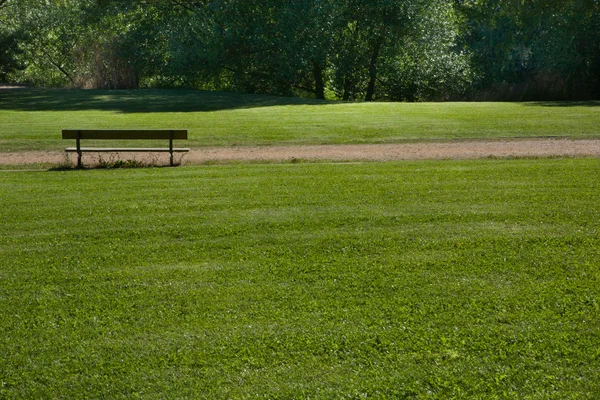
(1, 159, 599, 397)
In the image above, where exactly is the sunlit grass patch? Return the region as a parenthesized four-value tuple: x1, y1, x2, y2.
(1, 89, 599, 151)
(0, 158, 599, 397)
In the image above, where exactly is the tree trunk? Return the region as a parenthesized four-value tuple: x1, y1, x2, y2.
(312, 61, 326, 100)
(343, 78, 352, 101)
(365, 41, 382, 102)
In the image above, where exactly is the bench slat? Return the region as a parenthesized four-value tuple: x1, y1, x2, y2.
(65, 147, 190, 152)
(62, 129, 188, 140)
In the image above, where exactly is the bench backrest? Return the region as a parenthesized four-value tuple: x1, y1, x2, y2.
(62, 129, 188, 140)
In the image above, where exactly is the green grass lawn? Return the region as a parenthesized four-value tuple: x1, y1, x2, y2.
(1, 89, 599, 151)
(1, 159, 599, 398)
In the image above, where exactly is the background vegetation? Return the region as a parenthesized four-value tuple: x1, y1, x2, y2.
(1, 0, 599, 101)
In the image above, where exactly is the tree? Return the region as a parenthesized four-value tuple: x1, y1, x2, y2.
(0, 1, 24, 81)
(455, 0, 600, 99)
(9, 0, 592, 100)
(329, 0, 472, 101)
(528, 0, 600, 98)
(1, 0, 92, 86)
(377, 1, 474, 101)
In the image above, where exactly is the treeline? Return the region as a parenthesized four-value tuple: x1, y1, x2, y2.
(1, 0, 599, 101)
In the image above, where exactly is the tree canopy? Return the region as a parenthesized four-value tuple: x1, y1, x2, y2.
(1, 0, 598, 100)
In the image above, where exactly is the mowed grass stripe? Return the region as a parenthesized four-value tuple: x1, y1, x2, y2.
(1, 159, 599, 398)
(1, 89, 599, 151)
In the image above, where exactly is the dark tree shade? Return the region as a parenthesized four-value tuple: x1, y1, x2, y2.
(2, 0, 597, 100)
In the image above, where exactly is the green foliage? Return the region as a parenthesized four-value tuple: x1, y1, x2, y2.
(378, 1, 475, 101)
(1, 159, 599, 397)
(0, 32, 23, 82)
(2, 0, 598, 98)
(456, 0, 600, 100)
(2, 0, 475, 99)
(1, 0, 86, 86)
(0, 1, 25, 82)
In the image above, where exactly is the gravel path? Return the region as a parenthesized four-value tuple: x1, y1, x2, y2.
(1, 138, 599, 166)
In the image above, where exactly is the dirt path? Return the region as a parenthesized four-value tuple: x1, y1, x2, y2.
(2, 138, 599, 166)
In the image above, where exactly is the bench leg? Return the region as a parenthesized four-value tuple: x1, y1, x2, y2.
(76, 137, 83, 168)
(169, 138, 174, 166)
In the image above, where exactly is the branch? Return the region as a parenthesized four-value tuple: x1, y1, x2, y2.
(40, 47, 76, 85)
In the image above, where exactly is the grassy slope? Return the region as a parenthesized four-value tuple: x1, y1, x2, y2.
(1, 159, 599, 398)
(1, 89, 599, 151)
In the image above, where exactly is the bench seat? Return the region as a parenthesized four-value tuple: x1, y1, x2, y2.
(65, 147, 191, 153)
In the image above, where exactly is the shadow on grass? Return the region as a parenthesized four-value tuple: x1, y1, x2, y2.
(0, 88, 332, 113)
(47, 162, 181, 171)
(524, 101, 600, 107)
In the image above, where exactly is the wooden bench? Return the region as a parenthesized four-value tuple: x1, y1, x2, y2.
(62, 129, 189, 167)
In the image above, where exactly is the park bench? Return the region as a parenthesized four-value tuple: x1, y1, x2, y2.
(62, 129, 189, 167)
